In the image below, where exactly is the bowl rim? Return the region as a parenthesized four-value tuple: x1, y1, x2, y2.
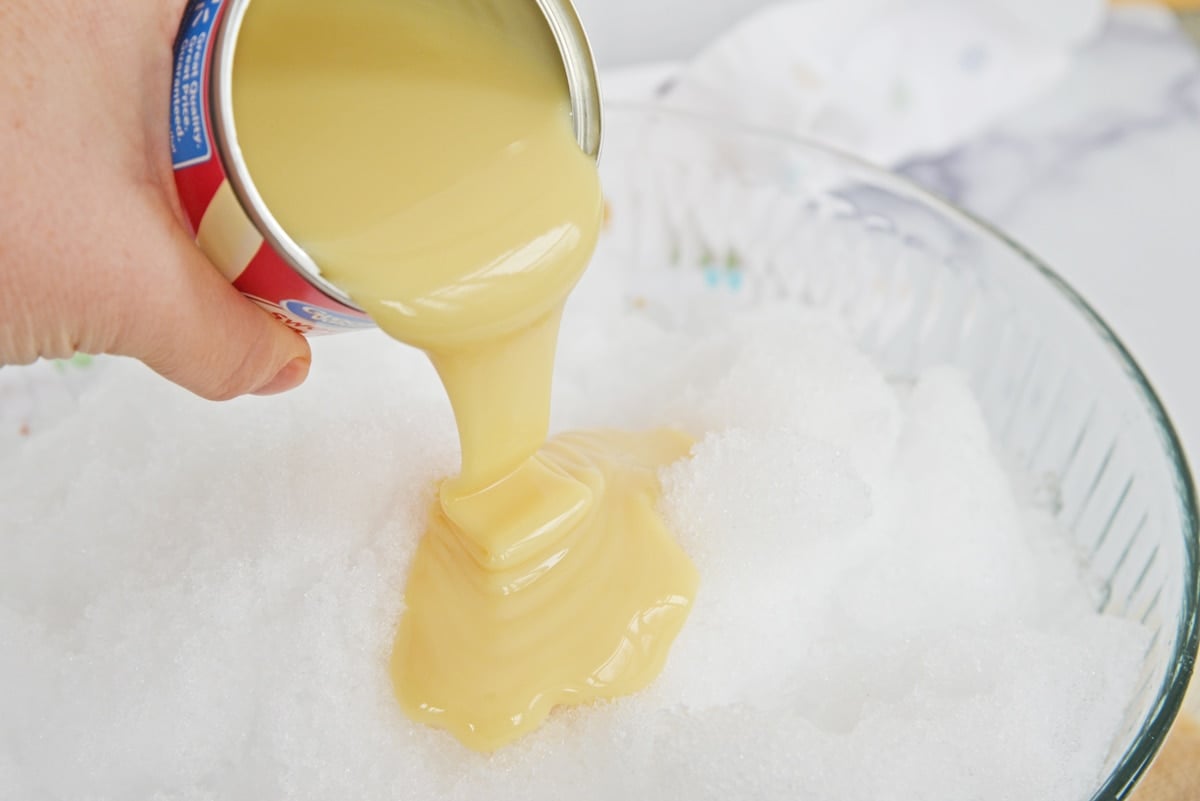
(605, 102, 1200, 801)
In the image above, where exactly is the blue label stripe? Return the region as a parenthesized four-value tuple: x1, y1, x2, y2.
(170, 0, 224, 169)
(282, 301, 375, 330)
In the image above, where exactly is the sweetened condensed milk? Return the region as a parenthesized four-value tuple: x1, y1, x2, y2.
(231, 0, 697, 751)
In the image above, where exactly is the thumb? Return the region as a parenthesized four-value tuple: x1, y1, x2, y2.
(113, 216, 313, 401)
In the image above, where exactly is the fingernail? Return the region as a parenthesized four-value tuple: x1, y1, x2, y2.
(252, 357, 311, 397)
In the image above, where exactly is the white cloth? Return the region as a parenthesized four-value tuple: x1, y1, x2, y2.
(662, 0, 1106, 166)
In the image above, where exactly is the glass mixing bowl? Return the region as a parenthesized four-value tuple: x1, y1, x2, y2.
(593, 104, 1200, 801)
(0, 104, 1194, 800)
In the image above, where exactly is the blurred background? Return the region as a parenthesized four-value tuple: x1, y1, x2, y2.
(577, 0, 778, 65)
(577, 0, 1200, 65)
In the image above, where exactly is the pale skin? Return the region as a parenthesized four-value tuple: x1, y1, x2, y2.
(0, 1, 311, 400)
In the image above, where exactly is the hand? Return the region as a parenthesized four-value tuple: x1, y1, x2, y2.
(0, 1, 311, 400)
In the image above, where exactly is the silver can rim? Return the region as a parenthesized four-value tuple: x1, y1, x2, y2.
(209, 0, 604, 313)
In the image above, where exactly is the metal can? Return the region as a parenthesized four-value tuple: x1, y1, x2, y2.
(168, 0, 602, 336)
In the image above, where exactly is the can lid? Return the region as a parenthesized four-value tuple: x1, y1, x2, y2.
(209, 0, 603, 313)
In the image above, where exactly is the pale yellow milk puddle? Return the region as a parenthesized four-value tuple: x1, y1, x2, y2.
(232, 0, 697, 751)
